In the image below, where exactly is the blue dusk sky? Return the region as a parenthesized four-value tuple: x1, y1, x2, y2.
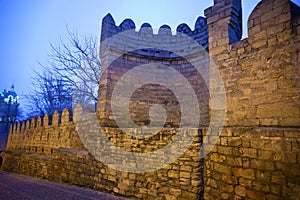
(0, 0, 298, 112)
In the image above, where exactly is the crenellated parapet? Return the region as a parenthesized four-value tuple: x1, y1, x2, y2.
(10, 109, 74, 134)
(6, 108, 85, 155)
(14, 114, 52, 134)
(101, 13, 209, 50)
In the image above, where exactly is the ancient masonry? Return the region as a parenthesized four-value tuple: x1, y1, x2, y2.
(1, 0, 300, 199)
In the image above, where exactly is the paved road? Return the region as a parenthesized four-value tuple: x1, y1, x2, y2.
(0, 171, 130, 200)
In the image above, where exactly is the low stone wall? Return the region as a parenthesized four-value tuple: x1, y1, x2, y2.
(1, 128, 203, 200)
(2, 104, 204, 199)
(6, 108, 85, 155)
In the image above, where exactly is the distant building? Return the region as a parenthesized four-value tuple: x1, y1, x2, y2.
(0, 85, 19, 151)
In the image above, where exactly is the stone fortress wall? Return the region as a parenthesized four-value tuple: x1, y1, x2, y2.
(97, 12, 210, 128)
(0, 8, 208, 200)
(1, 0, 300, 199)
(3, 108, 203, 199)
(204, 0, 300, 199)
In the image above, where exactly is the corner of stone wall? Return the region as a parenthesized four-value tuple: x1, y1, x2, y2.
(203, 0, 300, 199)
(205, 0, 242, 58)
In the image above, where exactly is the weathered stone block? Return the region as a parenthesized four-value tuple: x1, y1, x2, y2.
(252, 181, 270, 192)
(214, 163, 232, 174)
(217, 146, 233, 155)
(234, 185, 246, 197)
(226, 156, 243, 166)
(245, 189, 266, 200)
(227, 137, 242, 147)
(180, 171, 191, 179)
(251, 159, 275, 171)
(221, 192, 230, 199)
(258, 150, 274, 160)
(209, 153, 226, 162)
(265, 194, 282, 200)
(271, 173, 286, 185)
(239, 178, 252, 188)
(233, 168, 255, 180)
(239, 148, 257, 158)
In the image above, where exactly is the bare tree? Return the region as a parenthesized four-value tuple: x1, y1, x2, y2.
(26, 29, 100, 118)
(26, 71, 72, 117)
(47, 28, 101, 105)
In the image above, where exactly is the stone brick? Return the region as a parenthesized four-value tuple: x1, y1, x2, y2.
(180, 171, 191, 179)
(239, 178, 252, 188)
(270, 184, 282, 195)
(182, 190, 197, 199)
(256, 171, 271, 182)
(191, 179, 201, 187)
(226, 156, 242, 167)
(167, 170, 179, 178)
(271, 173, 286, 185)
(221, 193, 230, 199)
(180, 165, 192, 172)
(239, 148, 257, 158)
(227, 137, 242, 147)
(261, 7, 284, 22)
(251, 159, 275, 171)
(164, 194, 177, 200)
(217, 146, 233, 155)
(242, 157, 250, 168)
(128, 173, 136, 180)
(252, 181, 270, 192)
(220, 137, 228, 145)
(233, 168, 255, 180)
(169, 188, 181, 196)
(281, 152, 297, 163)
(265, 194, 282, 200)
(245, 189, 266, 200)
(179, 178, 190, 185)
(214, 163, 231, 174)
(258, 150, 274, 160)
(252, 40, 267, 48)
(250, 139, 265, 149)
(291, 140, 300, 152)
(257, 104, 284, 118)
(210, 153, 226, 162)
(234, 185, 246, 197)
(207, 178, 217, 188)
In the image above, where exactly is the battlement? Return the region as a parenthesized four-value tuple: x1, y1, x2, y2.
(101, 13, 209, 51)
(7, 108, 85, 155)
(10, 108, 72, 135)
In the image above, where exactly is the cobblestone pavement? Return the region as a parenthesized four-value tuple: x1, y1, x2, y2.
(0, 171, 130, 200)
